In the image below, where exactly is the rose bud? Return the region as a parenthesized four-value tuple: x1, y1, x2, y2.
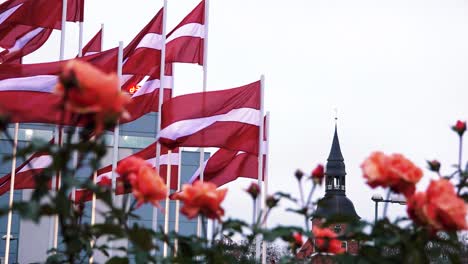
(245, 182, 260, 200)
(295, 169, 304, 181)
(452, 120, 466, 137)
(427, 160, 441, 173)
(266, 195, 279, 209)
(311, 164, 325, 184)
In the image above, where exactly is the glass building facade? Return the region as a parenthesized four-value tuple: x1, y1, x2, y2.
(0, 112, 208, 263)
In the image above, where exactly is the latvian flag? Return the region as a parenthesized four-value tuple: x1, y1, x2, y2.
(0, 148, 52, 195)
(188, 116, 268, 187)
(166, 0, 205, 65)
(158, 80, 262, 155)
(74, 143, 179, 203)
(80, 28, 102, 57)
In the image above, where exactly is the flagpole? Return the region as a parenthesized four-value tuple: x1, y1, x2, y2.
(261, 111, 270, 264)
(255, 75, 265, 261)
(4, 123, 19, 264)
(51, 0, 69, 251)
(174, 147, 182, 255)
(197, 0, 210, 239)
(78, 22, 83, 57)
(163, 150, 172, 257)
(105, 40, 123, 260)
(154, 0, 168, 241)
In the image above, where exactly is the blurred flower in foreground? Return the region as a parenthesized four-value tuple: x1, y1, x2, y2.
(172, 181, 227, 221)
(311, 164, 325, 184)
(293, 232, 303, 247)
(55, 60, 130, 134)
(313, 226, 345, 254)
(120, 159, 167, 208)
(117, 156, 149, 183)
(407, 179, 467, 233)
(452, 120, 466, 137)
(361, 152, 423, 197)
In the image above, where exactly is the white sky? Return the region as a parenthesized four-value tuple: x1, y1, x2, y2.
(23, 0, 468, 229)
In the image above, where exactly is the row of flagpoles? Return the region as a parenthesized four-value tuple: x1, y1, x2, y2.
(0, 0, 271, 262)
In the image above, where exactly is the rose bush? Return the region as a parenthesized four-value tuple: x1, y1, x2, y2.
(0, 61, 466, 263)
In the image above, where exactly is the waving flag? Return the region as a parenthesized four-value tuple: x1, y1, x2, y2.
(189, 116, 268, 187)
(124, 64, 173, 123)
(122, 8, 164, 76)
(158, 80, 262, 154)
(166, 0, 205, 65)
(81, 28, 102, 56)
(0, 49, 120, 124)
(0, 26, 52, 63)
(74, 143, 179, 203)
(0, 0, 84, 30)
(0, 146, 53, 196)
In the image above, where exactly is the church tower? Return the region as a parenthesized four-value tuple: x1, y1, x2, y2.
(297, 124, 360, 259)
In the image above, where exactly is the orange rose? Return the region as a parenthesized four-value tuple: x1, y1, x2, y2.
(312, 227, 345, 254)
(116, 156, 149, 182)
(407, 179, 467, 232)
(129, 165, 167, 208)
(55, 60, 130, 134)
(172, 181, 227, 221)
(361, 152, 422, 197)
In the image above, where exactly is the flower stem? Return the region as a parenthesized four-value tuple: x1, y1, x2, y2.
(298, 178, 305, 207)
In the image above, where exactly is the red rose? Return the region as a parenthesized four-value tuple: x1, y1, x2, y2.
(407, 179, 467, 232)
(172, 181, 227, 221)
(311, 164, 325, 184)
(361, 152, 422, 197)
(292, 232, 303, 247)
(129, 165, 167, 208)
(313, 227, 345, 254)
(54, 60, 130, 134)
(452, 120, 466, 137)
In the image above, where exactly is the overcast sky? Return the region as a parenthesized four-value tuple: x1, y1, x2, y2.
(24, 0, 468, 230)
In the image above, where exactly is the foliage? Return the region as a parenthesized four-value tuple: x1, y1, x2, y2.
(0, 61, 466, 263)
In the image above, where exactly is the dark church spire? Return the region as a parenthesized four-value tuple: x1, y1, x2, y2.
(325, 124, 346, 194)
(314, 122, 360, 220)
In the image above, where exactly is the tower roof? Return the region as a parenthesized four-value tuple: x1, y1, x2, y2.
(325, 125, 346, 179)
(314, 124, 360, 220)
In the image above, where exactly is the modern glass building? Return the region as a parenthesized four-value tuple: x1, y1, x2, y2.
(0, 112, 208, 263)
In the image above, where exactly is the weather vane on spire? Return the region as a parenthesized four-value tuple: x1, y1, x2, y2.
(334, 107, 338, 123)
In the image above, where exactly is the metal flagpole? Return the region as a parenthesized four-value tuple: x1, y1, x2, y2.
(163, 151, 172, 257)
(261, 111, 270, 264)
(154, 0, 168, 240)
(78, 22, 83, 57)
(197, 0, 210, 239)
(255, 75, 265, 261)
(105, 40, 123, 260)
(174, 147, 182, 255)
(4, 123, 19, 264)
(51, 0, 68, 251)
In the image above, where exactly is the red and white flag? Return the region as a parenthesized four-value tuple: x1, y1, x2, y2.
(0, 48, 163, 124)
(122, 8, 164, 76)
(0, 0, 84, 30)
(81, 28, 102, 57)
(0, 146, 52, 196)
(189, 116, 268, 187)
(158, 80, 262, 155)
(0, 25, 52, 64)
(74, 143, 179, 203)
(166, 0, 205, 65)
(123, 64, 173, 124)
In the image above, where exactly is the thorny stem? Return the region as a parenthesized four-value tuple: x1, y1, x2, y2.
(304, 183, 317, 233)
